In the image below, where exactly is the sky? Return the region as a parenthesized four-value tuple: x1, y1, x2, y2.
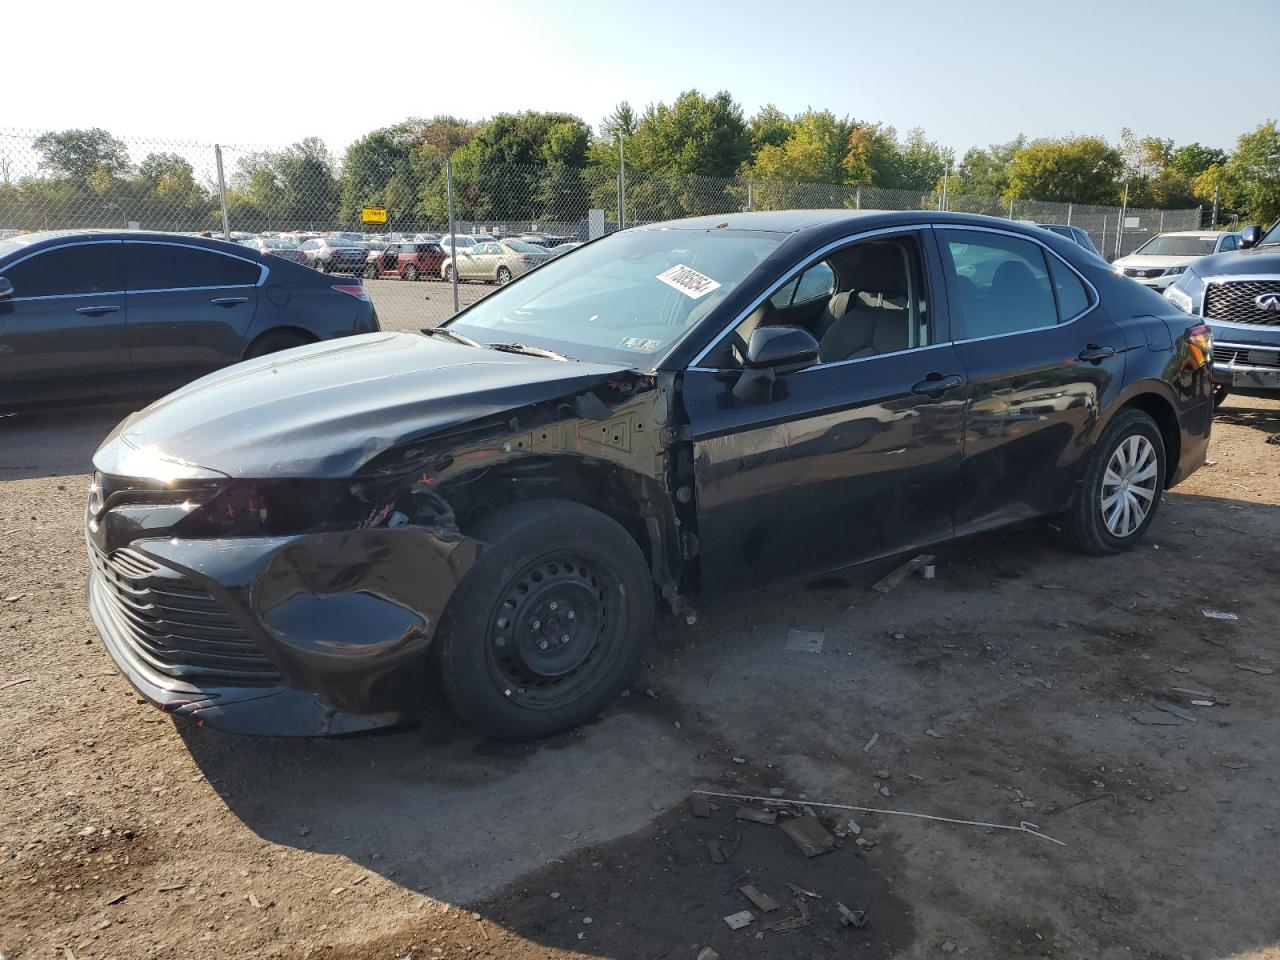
(10, 0, 1279, 158)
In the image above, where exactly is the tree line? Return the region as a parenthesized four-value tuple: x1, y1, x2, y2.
(3, 91, 1278, 232)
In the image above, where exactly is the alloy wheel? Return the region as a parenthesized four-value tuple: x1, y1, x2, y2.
(1099, 435, 1159, 537)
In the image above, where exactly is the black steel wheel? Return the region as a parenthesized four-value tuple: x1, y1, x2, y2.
(430, 499, 653, 740)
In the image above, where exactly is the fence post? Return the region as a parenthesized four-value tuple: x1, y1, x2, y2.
(746, 180, 753, 212)
(855, 187, 861, 210)
(1211, 188, 1219, 229)
(214, 145, 231, 240)
(446, 157, 459, 315)
(617, 135, 626, 230)
(1008, 197, 1014, 219)
(1100, 214, 1107, 258)
(1115, 182, 1128, 259)
(1066, 203, 1072, 226)
(1159, 210, 1165, 232)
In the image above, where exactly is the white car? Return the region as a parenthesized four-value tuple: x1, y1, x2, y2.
(1112, 231, 1241, 289)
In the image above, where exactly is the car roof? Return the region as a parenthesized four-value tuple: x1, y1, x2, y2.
(0, 229, 263, 257)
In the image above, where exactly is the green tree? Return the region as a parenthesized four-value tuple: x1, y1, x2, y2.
(627, 90, 751, 177)
(1005, 136, 1124, 205)
(32, 128, 130, 180)
(339, 128, 415, 223)
(952, 136, 1025, 197)
(895, 127, 954, 192)
(1210, 120, 1280, 226)
(748, 104, 794, 153)
(842, 122, 902, 187)
(231, 137, 339, 229)
(1168, 142, 1227, 181)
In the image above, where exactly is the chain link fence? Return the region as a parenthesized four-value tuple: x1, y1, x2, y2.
(1, 128, 1205, 332)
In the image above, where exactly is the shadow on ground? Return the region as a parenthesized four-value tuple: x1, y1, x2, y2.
(0, 401, 139, 480)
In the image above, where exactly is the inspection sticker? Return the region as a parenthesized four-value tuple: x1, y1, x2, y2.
(656, 263, 722, 299)
(619, 336, 663, 353)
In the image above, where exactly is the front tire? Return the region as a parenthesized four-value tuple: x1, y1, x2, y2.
(431, 500, 653, 741)
(496, 266, 512, 285)
(403, 263, 419, 281)
(443, 263, 453, 282)
(1062, 408, 1165, 555)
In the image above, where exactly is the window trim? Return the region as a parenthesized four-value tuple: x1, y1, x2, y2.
(688, 225, 935, 372)
(122, 239, 268, 295)
(1, 239, 127, 302)
(936, 224, 1099, 345)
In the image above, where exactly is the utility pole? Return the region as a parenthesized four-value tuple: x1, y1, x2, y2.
(1211, 184, 1220, 229)
(1114, 181, 1129, 259)
(617, 135, 626, 230)
(446, 156, 459, 315)
(214, 145, 231, 240)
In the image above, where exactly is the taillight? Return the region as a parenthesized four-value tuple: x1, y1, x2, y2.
(1185, 323, 1212, 369)
(331, 283, 370, 302)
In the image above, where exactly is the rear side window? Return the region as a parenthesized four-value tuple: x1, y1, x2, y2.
(4, 242, 123, 298)
(940, 230, 1058, 338)
(1047, 254, 1092, 319)
(125, 243, 260, 291)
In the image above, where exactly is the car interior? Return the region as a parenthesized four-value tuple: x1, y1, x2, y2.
(703, 236, 929, 369)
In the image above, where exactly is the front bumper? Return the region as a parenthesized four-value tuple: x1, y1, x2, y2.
(88, 528, 477, 736)
(1208, 330, 1280, 393)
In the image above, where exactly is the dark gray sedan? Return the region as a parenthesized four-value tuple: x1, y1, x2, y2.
(0, 231, 379, 408)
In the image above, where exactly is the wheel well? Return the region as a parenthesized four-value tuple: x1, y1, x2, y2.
(436, 456, 683, 603)
(1122, 393, 1180, 486)
(243, 326, 317, 358)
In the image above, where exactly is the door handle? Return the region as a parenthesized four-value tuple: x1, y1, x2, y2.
(210, 296, 248, 306)
(1078, 344, 1116, 364)
(75, 305, 121, 316)
(911, 373, 964, 396)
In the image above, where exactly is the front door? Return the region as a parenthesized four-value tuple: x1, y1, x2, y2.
(935, 227, 1129, 533)
(0, 239, 130, 406)
(681, 229, 968, 595)
(123, 240, 261, 392)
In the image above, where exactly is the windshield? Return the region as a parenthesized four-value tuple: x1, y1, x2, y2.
(1262, 220, 1280, 246)
(1134, 235, 1217, 257)
(504, 240, 546, 254)
(448, 227, 783, 366)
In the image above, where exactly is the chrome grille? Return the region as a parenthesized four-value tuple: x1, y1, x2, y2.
(1204, 280, 1280, 326)
(1213, 345, 1280, 369)
(91, 545, 281, 685)
(1124, 267, 1165, 279)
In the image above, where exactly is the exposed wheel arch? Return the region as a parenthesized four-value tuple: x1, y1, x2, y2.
(242, 327, 318, 360)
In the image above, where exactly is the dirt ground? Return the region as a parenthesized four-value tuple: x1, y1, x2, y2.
(2, 394, 1279, 960)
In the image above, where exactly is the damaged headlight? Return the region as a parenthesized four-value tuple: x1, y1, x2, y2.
(173, 479, 374, 537)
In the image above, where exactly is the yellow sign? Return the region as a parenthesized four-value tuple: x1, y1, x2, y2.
(361, 206, 388, 224)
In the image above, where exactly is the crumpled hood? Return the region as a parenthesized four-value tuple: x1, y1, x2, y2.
(94, 332, 630, 479)
(1191, 245, 1280, 277)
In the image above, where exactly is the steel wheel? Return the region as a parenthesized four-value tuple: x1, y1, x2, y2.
(1100, 435, 1159, 537)
(485, 551, 624, 711)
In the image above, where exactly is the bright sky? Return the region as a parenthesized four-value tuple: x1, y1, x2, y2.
(12, 0, 1278, 156)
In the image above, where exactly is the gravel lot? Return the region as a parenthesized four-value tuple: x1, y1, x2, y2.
(2, 389, 1278, 960)
(365, 276, 491, 333)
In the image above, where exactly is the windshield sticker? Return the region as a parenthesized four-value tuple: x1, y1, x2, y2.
(619, 336, 663, 353)
(656, 263, 722, 300)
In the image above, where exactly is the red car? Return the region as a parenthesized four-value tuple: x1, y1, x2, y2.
(363, 242, 447, 281)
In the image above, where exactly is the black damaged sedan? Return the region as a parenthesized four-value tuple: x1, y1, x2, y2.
(87, 211, 1214, 741)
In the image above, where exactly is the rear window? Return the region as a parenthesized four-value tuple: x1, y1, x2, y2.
(504, 240, 545, 254)
(125, 242, 261, 290)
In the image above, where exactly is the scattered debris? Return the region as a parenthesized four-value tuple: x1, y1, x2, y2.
(784, 628, 825, 653)
(723, 910, 755, 930)
(3, 594, 26, 602)
(780, 816, 835, 858)
(735, 806, 778, 826)
(1236, 663, 1274, 675)
(1171, 686, 1220, 700)
(1151, 700, 1196, 722)
(921, 564, 936, 580)
(1221, 761, 1251, 770)
(1038, 583, 1068, 591)
(1128, 711, 1182, 726)
(765, 897, 812, 933)
(731, 756, 747, 765)
(247, 892, 266, 910)
(1201, 609, 1240, 621)
(704, 840, 727, 865)
(696, 948, 721, 960)
(846, 819, 862, 836)
(925, 728, 943, 739)
(787, 883, 822, 900)
(837, 902, 868, 929)
(862, 731, 880, 753)
(739, 884, 780, 912)
(104, 891, 129, 906)
(156, 884, 186, 893)
(941, 941, 958, 953)
(689, 795, 711, 818)
(871, 554, 935, 594)
(0, 677, 33, 691)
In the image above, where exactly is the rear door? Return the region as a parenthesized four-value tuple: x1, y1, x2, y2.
(123, 240, 262, 392)
(937, 227, 1128, 533)
(0, 240, 129, 406)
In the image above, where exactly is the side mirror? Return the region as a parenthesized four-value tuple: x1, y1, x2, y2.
(0, 277, 11, 300)
(1240, 224, 1262, 249)
(733, 326, 819, 402)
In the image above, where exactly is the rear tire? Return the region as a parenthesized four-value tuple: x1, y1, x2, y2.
(443, 263, 453, 282)
(430, 499, 653, 741)
(244, 329, 313, 360)
(404, 263, 419, 281)
(1212, 384, 1230, 410)
(1062, 408, 1165, 556)
(363, 263, 378, 280)
(496, 266, 512, 285)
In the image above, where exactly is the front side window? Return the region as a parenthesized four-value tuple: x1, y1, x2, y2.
(1218, 235, 1237, 252)
(125, 243, 260, 291)
(4, 242, 123, 298)
(940, 230, 1058, 338)
(449, 226, 782, 366)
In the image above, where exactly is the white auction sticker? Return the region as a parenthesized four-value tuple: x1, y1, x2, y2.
(656, 263, 722, 299)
